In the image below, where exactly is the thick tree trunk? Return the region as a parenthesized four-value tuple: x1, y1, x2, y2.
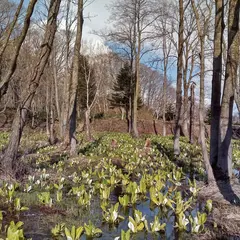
(235, 65, 240, 113)
(191, 0, 215, 183)
(218, 0, 239, 179)
(1, 0, 61, 174)
(210, 0, 224, 167)
(0, 0, 38, 100)
(199, 40, 215, 183)
(63, 0, 84, 155)
(174, 0, 184, 156)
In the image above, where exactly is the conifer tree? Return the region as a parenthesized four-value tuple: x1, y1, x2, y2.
(110, 63, 132, 111)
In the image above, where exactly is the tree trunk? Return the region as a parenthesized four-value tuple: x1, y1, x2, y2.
(132, 50, 140, 138)
(1, 0, 61, 174)
(189, 82, 195, 144)
(0, 0, 38, 100)
(69, 97, 77, 156)
(234, 64, 240, 114)
(210, 0, 224, 167)
(174, 0, 184, 156)
(162, 33, 168, 137)
(199, 40, 215, 183)
(128, 93, 132, 133)
(132, 3, 141, 138)
(182, 86, 189, 138)
(49, 77, 55, 145)
(163, 68, 167, 137)
(182, 42, 189, 138)
(218, 0, 239, 179)
(63, 0, 84, 156)
(60, 0, 72, 139)
(191, 0, 215, 183)
(46, 78, 50, 136)
(31, 100, 36, 128)
(53, 47, 61, 124)
(85, 107, 92, 141)
(120, 107, 125, 120)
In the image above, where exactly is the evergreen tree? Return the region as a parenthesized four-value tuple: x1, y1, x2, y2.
(109, 63, 142, 112)
(110, 63, 131, 109)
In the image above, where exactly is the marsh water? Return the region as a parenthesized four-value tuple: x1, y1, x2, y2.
(19, 182, 202, 240)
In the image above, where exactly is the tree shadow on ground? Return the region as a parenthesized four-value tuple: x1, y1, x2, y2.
(152, 140, 205, 180)
(152, 140, 240, 205)
(216, 180, 240, 204)
(78, 136, 103, 155)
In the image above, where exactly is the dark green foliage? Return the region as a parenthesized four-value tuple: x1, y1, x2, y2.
(109, 63, 142, 110)
(165, 103, 175, 121)
(205, 106, 211, 124)
(109, 63, 131, 109)
(78, 55, 96, 110)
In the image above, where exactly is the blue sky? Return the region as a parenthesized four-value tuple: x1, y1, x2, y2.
(13, 0, 111, 42)
(12, 0, 238, 115)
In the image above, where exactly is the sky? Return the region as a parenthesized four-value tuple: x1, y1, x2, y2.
(12, 0, 239, 114)
(14, 0, 111, 44)
(82, 0, 110, 42)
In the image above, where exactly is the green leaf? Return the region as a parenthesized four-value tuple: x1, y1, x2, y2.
(75, 226, 84, 239)
(65, 227, 72, 240)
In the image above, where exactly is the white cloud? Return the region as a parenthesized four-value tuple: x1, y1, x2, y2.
(82, 0, 111, 46)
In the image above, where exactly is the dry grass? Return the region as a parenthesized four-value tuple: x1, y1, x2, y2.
(198, 181, 240, 239)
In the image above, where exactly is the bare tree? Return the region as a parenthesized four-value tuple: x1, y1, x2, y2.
(174, 0, 184, 156)
(102, 0, 160, 137)
(153, 3, 175, 136)
(210, 0, 224, 168)
(0, 0, 24, 60)
(0, 0, 38, 100)
(77, 53, 97, 141)
(62, 0, 84, 155)
(218, 0, 239, 179)
(191, 0, 215, 183)
(60, 0, 77, 138)
(1, 0, 61, 175)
